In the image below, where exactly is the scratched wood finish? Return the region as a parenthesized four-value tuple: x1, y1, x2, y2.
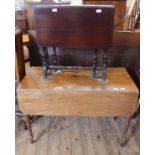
(17, 67, 138, 116)
(34, 5, 114, 48)
(16, 116, 140, 155)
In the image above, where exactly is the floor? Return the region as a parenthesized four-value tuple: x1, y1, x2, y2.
(16, 115, 140, 155)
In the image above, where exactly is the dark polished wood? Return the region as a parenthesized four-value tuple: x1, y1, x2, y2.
(41, 47, 49, 79)
(102, 48, 108, 81)
(26, 0, 127, 31)
(16, 29, 33, 142)
(112, 30, 140, 47)
(53, 47, 58, 72)
(27, 30, 139, 70)
(15, 29, 26, 83)
(23, 30, 140, 75)
(34, 5, 114, 48)
(26, 0, 71, 29)
(92, 49, 97, 77)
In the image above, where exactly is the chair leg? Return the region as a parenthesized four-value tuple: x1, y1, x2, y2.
(25, 115, 33, 143)
(118, 115, 132, 147)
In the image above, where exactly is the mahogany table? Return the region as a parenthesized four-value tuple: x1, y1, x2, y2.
(17, 67, 138, 146)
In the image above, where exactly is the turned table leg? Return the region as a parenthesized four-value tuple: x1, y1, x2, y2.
(102, 48, 108, 82)
(25, 115, 33, 143)
(119, 115, 132, 146)
(53, 47, 58, 72)
(92, 48, 97, 77)
(41, 47, 51, 79)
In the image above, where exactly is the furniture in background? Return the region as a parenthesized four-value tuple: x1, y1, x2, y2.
(123, 0, 140, 31)
(15, 10, 28, 33)
(15, 28, 26, 82)
(15, 28, 32, 133)
(22, 33, 30, 62)
(15, 0, 30, 62)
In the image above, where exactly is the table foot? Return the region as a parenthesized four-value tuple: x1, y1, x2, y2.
(118, 136, 127, 147)
(24, 115, 34, 144)
(118, 115, 132, 147)
(41, 75, 51, 80)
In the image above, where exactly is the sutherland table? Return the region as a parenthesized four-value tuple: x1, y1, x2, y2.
(17, 67, 138, 146)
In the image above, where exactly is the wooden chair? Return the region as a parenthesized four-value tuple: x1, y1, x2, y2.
(15, 28, 32, 133)
(17, 5, 138, 146)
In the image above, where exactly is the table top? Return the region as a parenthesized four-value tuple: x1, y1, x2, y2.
(35, 5, 114, 48)
(18, 67, 138, 94)
(17, 67, 138, 116)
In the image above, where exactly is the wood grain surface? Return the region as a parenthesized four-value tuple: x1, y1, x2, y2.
(16, 116, 140, 155)
(34, 5, 114, 48)
(17, 67, 138, 116)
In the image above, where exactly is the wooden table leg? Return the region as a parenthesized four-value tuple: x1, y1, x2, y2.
(41, 47, 51, 80)
(102, 48, 108, 82)
(118, 115, 132, 147)
(53, 47, 57, 72)
(92, 48, 97, 77)
(25, 115, 33, 143)
(132, 99, 140, 119)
